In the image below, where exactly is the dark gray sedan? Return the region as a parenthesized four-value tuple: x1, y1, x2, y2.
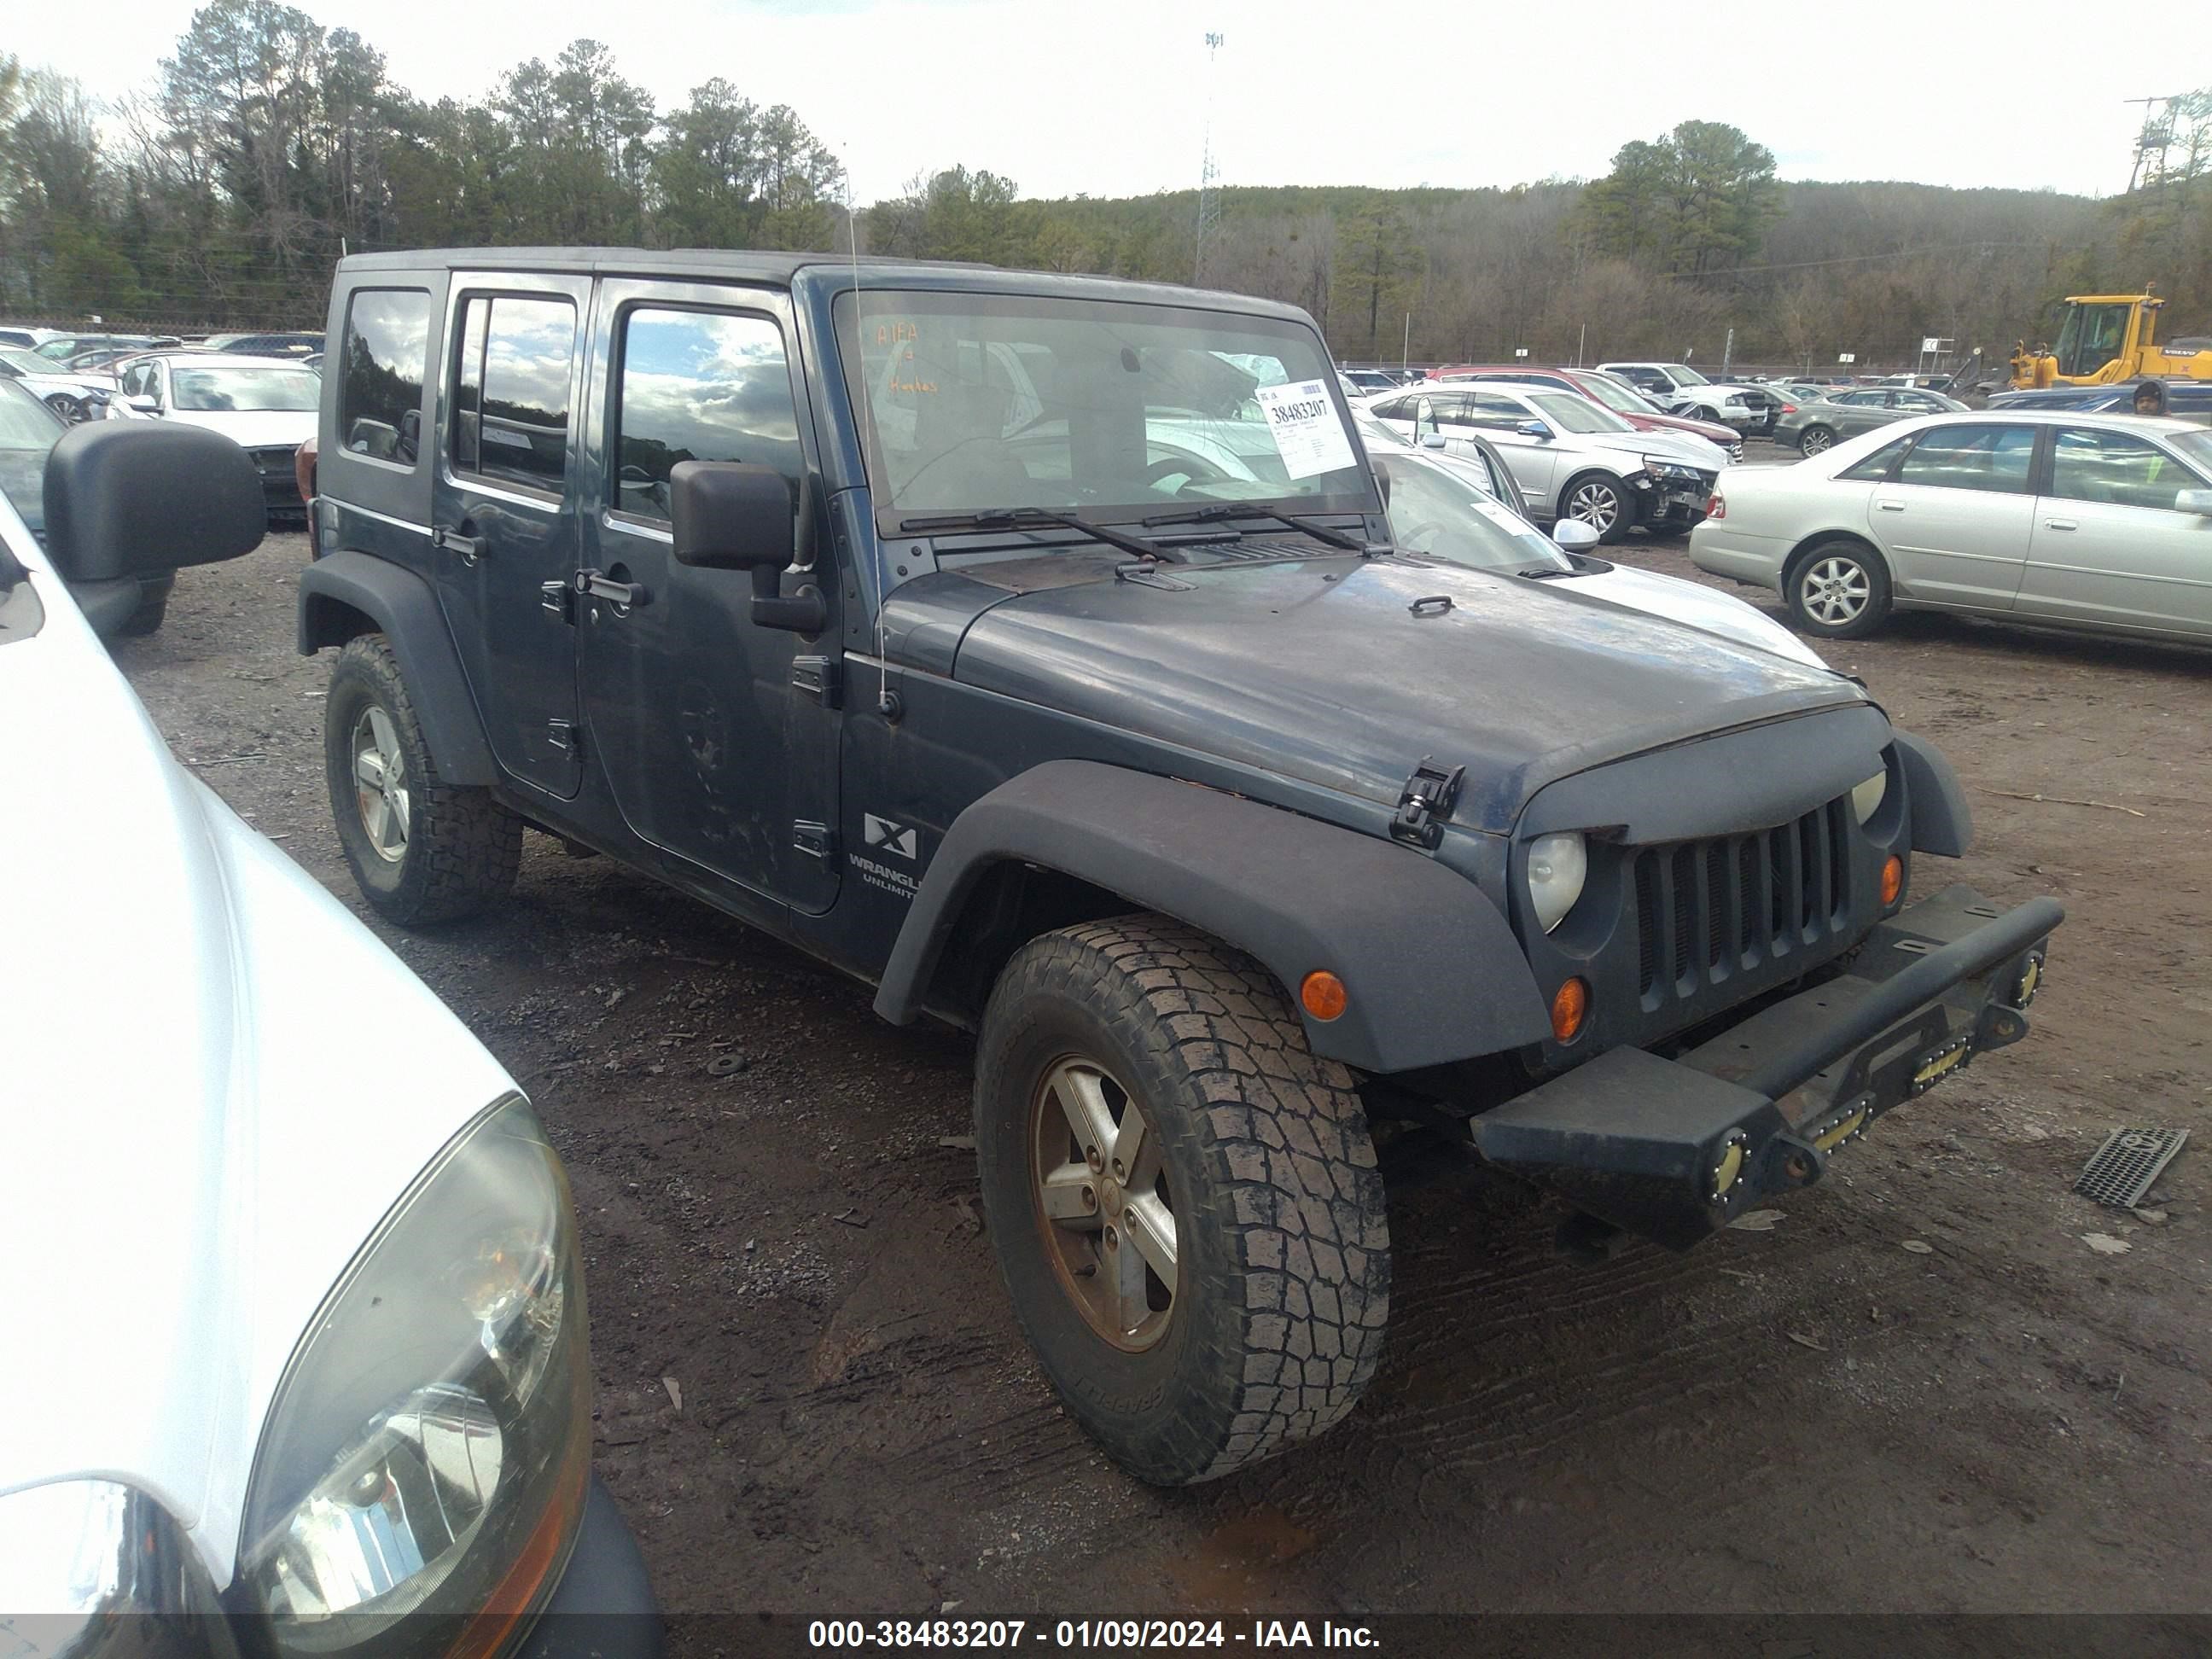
(1778, 387, 1967, 456)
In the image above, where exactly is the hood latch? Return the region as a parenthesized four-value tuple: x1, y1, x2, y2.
(1390, 757, 1465, 849)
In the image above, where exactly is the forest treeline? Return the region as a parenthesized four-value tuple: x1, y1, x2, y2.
(3, 3, 2208, 369)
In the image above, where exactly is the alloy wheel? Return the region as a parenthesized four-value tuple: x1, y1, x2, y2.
(1801, 556, 1871, 626)
(1566, 480, 1620, 533)
(1801, 428, 1833, 455)
(350, 704, 411, 862)
(1029, 1054, 1179, 1351)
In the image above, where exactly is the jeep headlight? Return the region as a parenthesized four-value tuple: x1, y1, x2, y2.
(237, 1097, 591, 1653)
(1527, 831, 1589, 934)
(1852, 769, 1888, 824)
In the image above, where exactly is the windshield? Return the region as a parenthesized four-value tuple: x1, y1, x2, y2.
(1578, 375, 1653, 416)
(1530, 392, 1633, 434)
(838, 290, 1373, 521)
(2171, 429, 2212, 473)
(1670, 364, 1710, 386)
(0, 348, 50, 376)
(1381, 453, 1568, 573)
(2052, 302, 2133, 380)
(170, 366, 321, 413)
(0, 385, 62, 448)
(1353, 409, 1412, 450)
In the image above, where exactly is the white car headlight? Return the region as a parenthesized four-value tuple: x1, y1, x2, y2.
(1527, 831, 1589, 934)
(1852, 770, 1888, 824)
(238, 1096, 591, 1652)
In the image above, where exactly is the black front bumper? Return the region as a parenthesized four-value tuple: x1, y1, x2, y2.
(1472, 885, 2061, 1248)
(516, 1476, 663, 1659)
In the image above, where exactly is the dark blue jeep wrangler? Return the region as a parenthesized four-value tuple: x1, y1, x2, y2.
(300, 250, 2062, 1485)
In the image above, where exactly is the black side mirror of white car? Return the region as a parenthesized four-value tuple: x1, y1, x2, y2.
(43, 421, 266, 583)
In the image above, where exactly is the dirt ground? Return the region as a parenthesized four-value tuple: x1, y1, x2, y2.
(114, 491, 2209, 1621)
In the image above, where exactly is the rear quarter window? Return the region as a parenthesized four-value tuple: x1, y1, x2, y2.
(337, 289, 431, 468)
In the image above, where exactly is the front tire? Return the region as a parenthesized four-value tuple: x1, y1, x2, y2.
(1797, 425, 1837, 456)
(44, 393, 87, 424)
(974, 916, 1390, 1486)
(1785, 539, 1894, 639)
(323, 634, 522, 925)
(1557, 472, 1634, 544)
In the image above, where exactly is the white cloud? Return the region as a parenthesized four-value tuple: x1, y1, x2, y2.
(8, 0, 2176, 203)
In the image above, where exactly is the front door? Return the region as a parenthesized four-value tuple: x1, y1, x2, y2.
(2017, 424, 2212, 639)
(1458, 390, 1561, 513)
(576, 282, 842, 913)
(1866, 422, 2039, 611)
(432, 273, 592, 800)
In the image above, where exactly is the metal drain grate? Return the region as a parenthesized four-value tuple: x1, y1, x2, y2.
(2075, 1127, 2189, 1208)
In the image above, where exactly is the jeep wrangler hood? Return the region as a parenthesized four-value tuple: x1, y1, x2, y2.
(936, 553, 1868, 833)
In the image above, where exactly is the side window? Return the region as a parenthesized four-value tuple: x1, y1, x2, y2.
(1895, 424, 2036, 494)
(612, 307, 802, 526)
(1837, 435, 1911, 480)
(1370, 395, 1412, 422)
(451, 294, 575, 492)
(2049, 427, 2208, 511)
(337, 288, 430, 466)
(1461, 393, 1528, 431)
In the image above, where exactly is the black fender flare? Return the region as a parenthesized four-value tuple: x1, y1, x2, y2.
(297, 550, 498, 785)
(1893, 729, 1973, 858)
(872, 760, 1552, 1074)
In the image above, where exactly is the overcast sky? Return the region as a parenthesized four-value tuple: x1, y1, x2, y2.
(9, 0, 2190, 205)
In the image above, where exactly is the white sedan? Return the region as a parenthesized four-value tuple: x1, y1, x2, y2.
(1691, 410, 2212, 643)
(1, 422, 658, 1653)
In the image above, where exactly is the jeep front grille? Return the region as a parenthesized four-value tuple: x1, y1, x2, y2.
(1633, 797, 1854, 1010)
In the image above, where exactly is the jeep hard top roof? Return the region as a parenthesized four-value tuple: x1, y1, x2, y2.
(330, 247, 1318, 325)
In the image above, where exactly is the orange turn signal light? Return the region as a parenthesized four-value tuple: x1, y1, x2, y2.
(1551, 977, 1590, 1044)
(1301, 970, 1348, 1022)
(1881, 854, 1904, 907)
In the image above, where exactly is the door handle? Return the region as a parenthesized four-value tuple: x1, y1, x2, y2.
(1875, 499, 1906, 512)
(576, 568, 650, 608)
(432, 523, 485, 560)
(2043, 518, 2078, 532)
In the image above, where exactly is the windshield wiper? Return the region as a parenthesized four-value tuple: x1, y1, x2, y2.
(897, 507, 1175, 562)
(1140, 502, 1371, 552)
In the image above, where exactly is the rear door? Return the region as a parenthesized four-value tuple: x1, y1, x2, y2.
(434, 273, 591, 800)
(2017, 424, 2212, 638)
(1865, 422, 2039, 611)
(575, 280, 841, 914)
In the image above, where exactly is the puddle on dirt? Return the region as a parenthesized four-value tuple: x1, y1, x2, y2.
(1169, 1509, 1320, 1611)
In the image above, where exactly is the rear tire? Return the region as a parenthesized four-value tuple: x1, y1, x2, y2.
(323, 634, 521, 926)
(1798, 425, 1837, 456)
(1785, 539, 1893, 639)
(974, 916, 1390, 1486)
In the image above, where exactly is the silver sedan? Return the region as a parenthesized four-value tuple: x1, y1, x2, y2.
(1690, 410, 2212, 643)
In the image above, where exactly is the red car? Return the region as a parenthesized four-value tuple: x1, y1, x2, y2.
(1425, 364, 1744, 458)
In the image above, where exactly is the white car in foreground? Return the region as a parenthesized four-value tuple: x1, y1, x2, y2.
(108, 351, 322, 520)
(0, 422, 657, 1656)
(1353, 411, 1826, 668)
(1691, 410, 2212, 643)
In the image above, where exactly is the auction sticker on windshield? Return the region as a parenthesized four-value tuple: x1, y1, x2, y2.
(1254, 380, 1356, 479)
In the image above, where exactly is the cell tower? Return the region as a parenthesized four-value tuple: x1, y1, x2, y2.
(1194, 31, 1224, 285)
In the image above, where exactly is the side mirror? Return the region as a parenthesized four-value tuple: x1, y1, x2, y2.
(43, 422, 265, 582)
(2175, 488, 2212, 517)
(1418, 433, 1447, 450)
(1551, 519, 1602, 552)
(1516, 419, 1554, 439)
(670, 460, 824, 634)
(126, 395, 160, 415)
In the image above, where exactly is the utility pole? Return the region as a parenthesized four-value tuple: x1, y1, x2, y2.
(1721, 325, 1734, 377)
(1193, 32, 1225, 285)
(1576, 322, 1586, 368)
(1401, 311, 1411, 373)
(2125, 93, 2179, 194)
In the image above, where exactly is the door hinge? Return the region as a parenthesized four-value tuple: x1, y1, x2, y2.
(546, 719, 579, 758)
(1390, 756, 1464, 849)
(540, 579, 574, 622)
(791, 655, 841, 708)
(793, 821, 839, 864)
